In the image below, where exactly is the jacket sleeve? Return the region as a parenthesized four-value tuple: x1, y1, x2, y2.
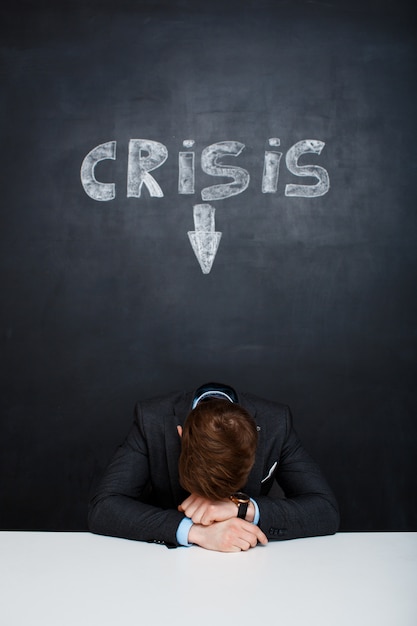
(256, 407, 340, 541)
(88, 405, 184, 547)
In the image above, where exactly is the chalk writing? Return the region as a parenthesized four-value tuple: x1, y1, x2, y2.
(80, 141, 116, 201)
(285, 140, 330, 197)
(201, 141, 250, 201)
(127, 139, 168, 198)
(80, 138, 330, 201)
(178, 140, 195, 194)
(80, 137, 331, 275)
(188, 204, 222, 274)
(262, 138, 282, 194)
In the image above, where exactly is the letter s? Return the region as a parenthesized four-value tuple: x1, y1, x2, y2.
(201, 141, 250, 201)
(285, 140, 330, 197)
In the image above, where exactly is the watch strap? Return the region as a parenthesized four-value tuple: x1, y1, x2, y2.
(230, 492, 250, 520)
(237, 500, 249, 519)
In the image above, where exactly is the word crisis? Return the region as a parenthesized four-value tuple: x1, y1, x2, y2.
(80, 138, 330, 202)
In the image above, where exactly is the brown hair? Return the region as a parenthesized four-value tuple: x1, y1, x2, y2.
(178, 399, 258, 500)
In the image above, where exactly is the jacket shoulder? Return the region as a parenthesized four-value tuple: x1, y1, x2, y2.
(241, 392, 289, 416)
(137, 390, 187, 412)
(134, 390, 191, 434)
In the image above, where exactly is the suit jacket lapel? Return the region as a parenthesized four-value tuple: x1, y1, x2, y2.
(239, 393, 266, 495)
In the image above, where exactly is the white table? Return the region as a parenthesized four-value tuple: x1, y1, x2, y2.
(1, 532, 416, 626)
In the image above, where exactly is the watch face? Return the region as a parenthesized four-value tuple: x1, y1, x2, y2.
(232, 492, 250, 503)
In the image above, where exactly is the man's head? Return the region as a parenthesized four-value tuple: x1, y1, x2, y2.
(178, 399, 258, 500)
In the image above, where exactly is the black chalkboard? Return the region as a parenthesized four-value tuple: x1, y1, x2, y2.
(1, 0, 416, 532)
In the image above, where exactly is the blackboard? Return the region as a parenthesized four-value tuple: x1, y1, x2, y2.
(1, 0, 416, 532)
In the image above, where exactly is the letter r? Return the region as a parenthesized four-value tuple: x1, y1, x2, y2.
(127, 139, 168, 198)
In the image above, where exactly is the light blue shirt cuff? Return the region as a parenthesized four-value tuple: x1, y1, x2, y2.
(251, 498, 260, 525)
(176, 517, 194, 546)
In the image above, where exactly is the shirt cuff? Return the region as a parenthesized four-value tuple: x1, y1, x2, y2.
(176, 517, 194, 546)
(251, 498, 260, 525)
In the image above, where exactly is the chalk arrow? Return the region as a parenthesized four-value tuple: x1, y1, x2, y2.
(188, 203, 222, 274)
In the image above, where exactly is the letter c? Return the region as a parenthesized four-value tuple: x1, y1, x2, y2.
(80, 141, 116, 201)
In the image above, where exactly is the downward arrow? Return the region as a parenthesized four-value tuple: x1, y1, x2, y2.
(188, 204, 222, 274)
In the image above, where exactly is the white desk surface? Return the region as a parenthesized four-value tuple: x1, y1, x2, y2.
(1, 531, 416, 626)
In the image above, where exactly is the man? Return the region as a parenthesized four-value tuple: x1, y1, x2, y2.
(88, 382, 339, 552)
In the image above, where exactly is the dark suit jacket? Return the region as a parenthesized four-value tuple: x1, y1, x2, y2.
(88, 389, 340, 546)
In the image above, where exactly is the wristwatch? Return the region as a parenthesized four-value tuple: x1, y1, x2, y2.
(229, 492, 250, 519)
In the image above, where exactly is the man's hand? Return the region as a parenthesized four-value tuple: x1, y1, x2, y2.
(178, 493, 255, 525)
(179, 494, 237, 525)
(188, 518, 268, 552)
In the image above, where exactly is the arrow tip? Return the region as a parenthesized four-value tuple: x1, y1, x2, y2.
(188, 231, 222, 274)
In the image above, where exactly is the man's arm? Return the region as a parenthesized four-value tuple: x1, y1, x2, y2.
(178, 493, 257, 524)
(256, 406, 340, 541)
(88, 410, 184, 546)
(177, 495, 266, 551)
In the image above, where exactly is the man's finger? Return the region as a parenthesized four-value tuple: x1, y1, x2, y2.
(235, 519, 268, 546)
